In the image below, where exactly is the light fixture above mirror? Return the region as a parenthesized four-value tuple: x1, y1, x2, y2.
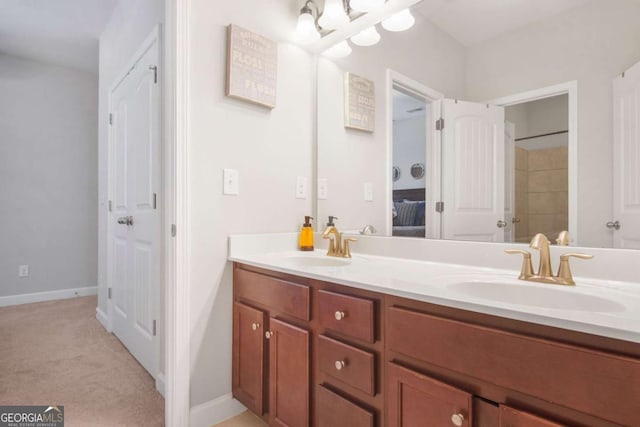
(295, 0, 422, 55)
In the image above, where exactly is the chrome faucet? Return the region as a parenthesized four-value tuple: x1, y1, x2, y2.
(322, 216, 356, 258)
(360, 225, 377, 235)
(506, 231, 593, 286)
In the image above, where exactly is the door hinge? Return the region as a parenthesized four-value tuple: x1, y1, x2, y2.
(149, 65, 158, 84)
(436, 201, 444, 213)
(171, 224, 177, 237)
(152, 320, 157, 336)
(436, 118, 444, 131)
(109, 113, 113, 125)
(108, 288, 112, 299)
(108, 200, 112, 212)
(153, 193, 157, 209)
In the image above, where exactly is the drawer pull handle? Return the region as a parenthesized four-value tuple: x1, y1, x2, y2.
(251, 323, 260, 331)
(334, 360, 346, 371)
(451, 413, 465, 426)
(265, 331, 273, 339)
(334, 311, 346, 320)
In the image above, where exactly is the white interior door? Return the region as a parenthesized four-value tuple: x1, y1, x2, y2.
(504, 121, 516, 242)
(441, 99, 505, 241)
(108, 39, 161, 376)
(613, 60, 640, 249)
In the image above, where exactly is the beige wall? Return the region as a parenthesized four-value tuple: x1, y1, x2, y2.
(515, 147, 529, 242)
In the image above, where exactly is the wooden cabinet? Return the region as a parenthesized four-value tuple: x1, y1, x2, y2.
(268, 318, 310, 427)
(232, 302, 265, 415)
(233, 262, 640, 427)
(387, 363, 472, 427)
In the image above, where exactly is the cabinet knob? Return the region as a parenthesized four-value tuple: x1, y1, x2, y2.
(451, 413, 465, 427)
(251, 323, 260, 331)
(265, 331, 273, 339)
(334, 311, 346, 320)
(334, 360, 345, 371)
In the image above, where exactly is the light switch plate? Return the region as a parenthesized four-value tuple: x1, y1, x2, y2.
(364, 182, 373, 201)
(318, 178, 328, 200)
(223, 169, 239, 195)
(296, 176, 308, 199)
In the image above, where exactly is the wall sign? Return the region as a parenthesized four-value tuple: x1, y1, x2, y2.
(226, 24, 278, 109)
(344, 72, 375, 132)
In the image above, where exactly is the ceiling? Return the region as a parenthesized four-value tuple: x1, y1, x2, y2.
(414, 0, 592, 46)
(0, 0, 119, 73)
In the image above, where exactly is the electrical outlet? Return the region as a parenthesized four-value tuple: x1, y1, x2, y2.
(296, 176, 308, 199)
(18, 265, 29, 278)
(318, 178, 328, 200)
(364, 182, 374, 201)
(223, 169, 239, 195)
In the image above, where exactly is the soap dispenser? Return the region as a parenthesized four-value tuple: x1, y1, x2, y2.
(299, 216, 314, 251)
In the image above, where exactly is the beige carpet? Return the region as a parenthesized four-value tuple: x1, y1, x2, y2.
(0, 296, 164, 426)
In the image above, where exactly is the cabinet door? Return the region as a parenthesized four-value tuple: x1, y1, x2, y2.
(387, 363, 472, 427)
(233, 302, 265, 415)
(500, 406, 564, 427)
(269, 318, 310, 427)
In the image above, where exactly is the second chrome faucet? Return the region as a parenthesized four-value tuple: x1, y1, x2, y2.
(506, 232, 593, 286)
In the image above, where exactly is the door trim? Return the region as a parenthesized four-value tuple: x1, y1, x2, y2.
(106, 24, 163, 389)
(489, 81, 578, 245)
(386, 69, 444, 237)
(165, 0, 191, 425)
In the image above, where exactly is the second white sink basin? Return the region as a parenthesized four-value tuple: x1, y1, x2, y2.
(449, 281, 626, 313)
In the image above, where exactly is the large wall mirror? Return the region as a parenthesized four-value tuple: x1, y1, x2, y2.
(316, 0, 640, 249)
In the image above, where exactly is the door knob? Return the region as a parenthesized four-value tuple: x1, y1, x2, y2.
(512, 217, 521, 224)
(606, 220, 620, 230)
(497, 220, 508, 228)
(265, 331, 273, 339)
(117, 216, 134, 226)
(451, 413, 465, 426)
(251, 323, 260, 331)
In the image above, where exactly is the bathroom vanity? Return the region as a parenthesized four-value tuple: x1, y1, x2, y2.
(230, 241, 640, 427)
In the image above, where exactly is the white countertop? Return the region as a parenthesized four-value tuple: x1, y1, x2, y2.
(229, 246, 640, 344)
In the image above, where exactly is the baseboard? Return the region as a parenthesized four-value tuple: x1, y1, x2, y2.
(190, 393, 246, 427)
(156, 373, 166, 398)
(96, 306, 111, 332)
(0, 286, 98, 308)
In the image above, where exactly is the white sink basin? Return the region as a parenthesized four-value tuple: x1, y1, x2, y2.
(284, 255, 351, 268)
(449, 281, 626, 313)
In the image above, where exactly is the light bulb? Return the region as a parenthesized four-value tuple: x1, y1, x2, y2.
(318, 0, 350, 30)
(296, 10, 320, 44)
(381, 9, 415, 32)
(350, 0, 385, 13)
(323, 41, 352, 59)
(351, 26, 381, 47)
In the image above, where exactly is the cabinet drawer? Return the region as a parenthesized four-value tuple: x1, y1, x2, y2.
(387, 362, 472, 427)
(318, 290, 375, 342)
(318, 335, 376, 396)
(387, 306, 640, 427)
(500, 405, 564, 427)
(317, 385, 374, 427)
(235, 268, 310, 320)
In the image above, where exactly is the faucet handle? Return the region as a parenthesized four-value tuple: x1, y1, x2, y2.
(505, 249, 534, 280)
(343, 238, 357, 258)
(557, 253, 593, 285)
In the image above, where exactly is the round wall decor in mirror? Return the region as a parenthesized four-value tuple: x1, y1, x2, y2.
(392, 166, 401, 181)
(410, 163, 425, 179)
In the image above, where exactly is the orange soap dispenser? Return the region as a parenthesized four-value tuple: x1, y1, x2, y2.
(298, 216, 314, 251)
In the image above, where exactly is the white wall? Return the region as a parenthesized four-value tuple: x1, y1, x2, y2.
(465, 0, 640, 247)
(393, 115, 427, 190)
(0, 53, 98, 298)
(97, 0, 165, 374)
(317, 13, 466, 233)
(187, 0, 314, 410)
